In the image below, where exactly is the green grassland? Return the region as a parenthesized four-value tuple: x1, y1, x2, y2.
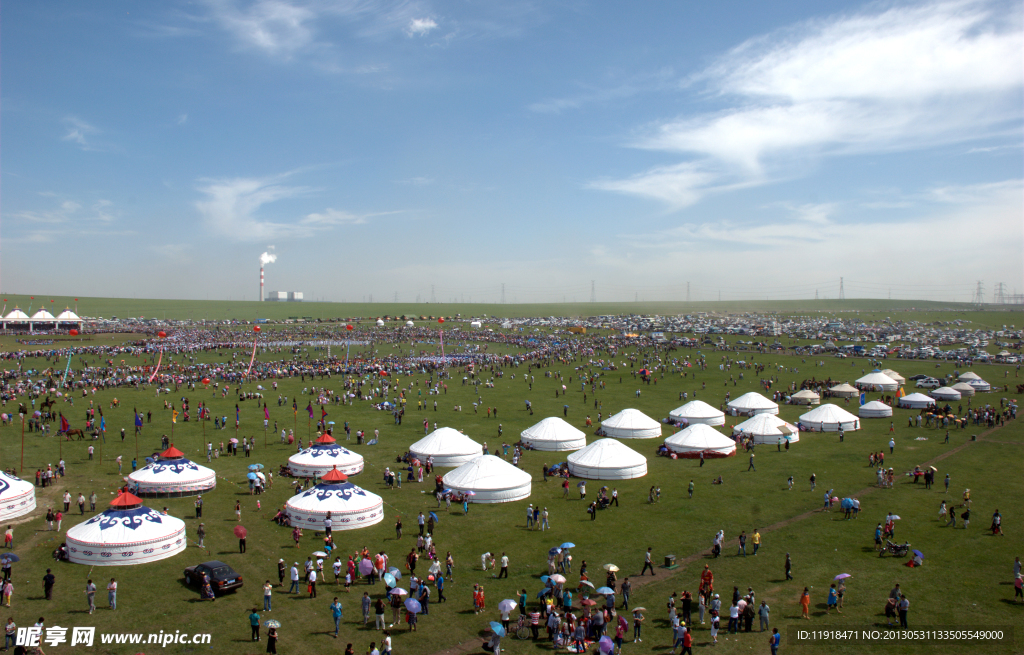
(2, 293, 1021, 327)
(0, 329, 1020, 655)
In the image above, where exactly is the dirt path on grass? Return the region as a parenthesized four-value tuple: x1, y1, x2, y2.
(428, 422, 1011, 655)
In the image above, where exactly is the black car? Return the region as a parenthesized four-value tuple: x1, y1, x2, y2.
(183, 561, 244, 595)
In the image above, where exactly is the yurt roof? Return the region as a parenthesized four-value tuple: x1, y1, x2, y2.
(799, 403, 859, 424)
(855, 372, 898, 386)
(442, 455, 532, 491)
(726, 392, 778, 410)
(829, 383, 859, 393)
(900, 393, 935, 404)
(668, 400, 724, 419)
(56, 308, 82, 321)
(791, 389, 820, 399)
(567, 438, 646, 470)
(520, 417, 586, 444)
(410, 427, 482, 457)
(880, 369, 905, 383)
(602, 408, 660, 430)
(665, 425, 735, 450)
(4, 308, 29, 320)
(30, 309, 55, 321)
(957, 372, 982, 381)
(859, 400, 892, 413)
(733, 414, 798, 436)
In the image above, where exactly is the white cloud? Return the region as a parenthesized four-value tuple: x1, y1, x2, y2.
(204, 0, 316, 56)
(595, 0, 1023, 206)
(62, 117, 100, 150)
(11, 197, 114, 225)
(177, 113, 189, 125)
(194, 172, 391, 240)
(406, 17, 438, 36)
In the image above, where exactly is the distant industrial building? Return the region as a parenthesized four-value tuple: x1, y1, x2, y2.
(265, 291, 303, 302)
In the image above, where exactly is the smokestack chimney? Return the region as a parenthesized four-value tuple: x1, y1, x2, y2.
(260, 266, 264, 302)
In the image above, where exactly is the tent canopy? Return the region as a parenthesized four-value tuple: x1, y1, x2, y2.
(668, 400, 725, 426)
(410, 427, 483, 467)
(829, 383, 860, 398)
(665, 425, 736, 458)
(858, 400, 892, 418)
(520, 417, 587, 451)
(567, 439, 647, 480)
(726, 392, 779, 415)
(442, 455, 532, 503)
(600, 409, 661, 439)
(799, 403, 860, 432)
(732, 414, 800, 444)
(855, 372, 898, 391)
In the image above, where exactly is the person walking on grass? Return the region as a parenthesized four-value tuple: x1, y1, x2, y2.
(799, 587, 810, 619)
(249, 608, 261, 641)
(84, 579, 96, 614)
(641, 547, 655, 575)
(330, 597, 343, 637)
(107, 578, 117, 610)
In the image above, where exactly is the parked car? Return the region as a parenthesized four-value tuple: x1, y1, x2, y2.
(915, 377, 941, 389)
(184, 561, 243, 595)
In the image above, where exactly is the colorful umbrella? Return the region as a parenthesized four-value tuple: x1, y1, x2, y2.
(247, 472, 259, 480)
(560, 542, 576, 549)
(389, 588, 408, 597)
(383, 573, 397, 587)
(359, 559, 374, 575)
(603, 564, 619, 572)
(912, 550, 924, 559)
(489, 622, 506, 637)
(248, 464, 264, 471)
(264, 620, 281, 628)
(0, 554, 20, 563)
(389, 567, 403, 580)
(404, 598, 422, 613)
(233, 525, 247, 539)
(598, 636, 614, 654)
(578, 580, 594, 588)
(312, 551, 328, 558)
(596, 587, 614, 595)
(580, 599, 597, 606)
(550, 574, 566, 584)
(833, 573, 852, 580)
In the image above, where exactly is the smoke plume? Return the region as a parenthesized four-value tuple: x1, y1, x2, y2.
(259, 247, 277, 265)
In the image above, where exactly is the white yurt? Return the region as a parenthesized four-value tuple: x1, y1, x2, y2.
(664, 425, 736, 459)
(288, 434, 365, 478)
(967, 379, 991, 392)
(799, 404, 860, 432)
(0, 471, 36, 522)
(65, 492, 186, 566)
(668, 400, 726, 426)
(600, 408, 662, 439)
(410, 428, 483, 467)
(790, 389, 821, 405)
(285, 466, 384, 529)
(520, 417, 587, 451)
(376, 319, 385, 327)
(950, 382, 976, 397)
(957, 372, 982, 382)
(855, 372, 899, 391)
(442, 455, 532, 503)
(726, 392, 779, 416)
(930, 387, 961, 402)
(858, 400, 893, 418)
(898, 393, 936, 409)
(732, 414, 800, 444)
(880, 369, 906, 385)
(128, 445, 216, 496)
(828, 383, 860, 398)
(567, 439, 647, 480)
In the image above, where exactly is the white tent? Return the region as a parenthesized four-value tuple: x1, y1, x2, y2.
(880, 369, 906, 384)
(567, 439, 647, 480)
(128, 445, 216, 496)
(858, 401, 892, 418)
(288, 434, 365, 478)
(930, 387, 961, 401)
(732, 414, 800, 444)
(898, 393, 936, 409)
(664, 425, 736, 459)
(957, 372, 982, 381)
(520, 417, 587, 451)
(799, 404, 860, 432)
(726, 392, 779, 416)
(600, 408, 662, 439)
(855, 372, 899, 391)
(790, 389, 821, 405)
(285, 467, 384, 529)
(828, 383, 860, 398)
(65, 492, 186, 566)
(668, 400, 725, 426)
(55, 308, 83, 326)
(0, 471, 36, 523)
(967, 379, 991, 392)
(950, 382, 976, 397)
(442, 455, 532, 503)
(410, 428, 484, 467)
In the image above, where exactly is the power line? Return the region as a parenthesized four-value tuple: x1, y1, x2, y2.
(590, 280, 596, 303)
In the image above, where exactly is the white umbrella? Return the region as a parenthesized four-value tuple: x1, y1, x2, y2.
(498, 599, 517, 613)
(603, 564, 619, 572)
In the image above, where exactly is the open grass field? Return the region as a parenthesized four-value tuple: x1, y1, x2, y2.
(2, 293, 1020, 327)
(0, 324, 1020, 655)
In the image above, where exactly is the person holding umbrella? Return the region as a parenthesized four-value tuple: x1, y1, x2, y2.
(265, 622, 279, 654)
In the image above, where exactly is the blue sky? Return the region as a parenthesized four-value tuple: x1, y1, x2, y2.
(2, 0, 1021, 303)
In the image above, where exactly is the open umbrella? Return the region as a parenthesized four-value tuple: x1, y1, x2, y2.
(383, 573, 397, 587)
(598, 636, 614, 654)
(560, 542, 576, 549)
(312, 551, 328, 558)
(246, 472, 259, 480)
(833, 573, 852, 580)
(577, 481, 586, 487)
(536, 590, 549, 599)
(389, 588, 408, 597)
(929, 466, 938, 472)
(631, 607, 647, 612)
(248, 463, 264, 471)
(890, 515, 902, 520)
(498, 599, 517, 613)
(912, 550, 925, 559)
(234, 525, 247, 539)
(429, 511, 439, 522)
(0, 554, 20, 564)
(596, 587, 615, 595)
(578, 580, 594, 589)
(388, 567, 403, 580)
(539, 575, 551, 584)
(489, 622, 506, 637)
(603, 564, 619, 572)
(359, 559, 374, 575)
(550, 574, 566, 584)
(229, 438, 239, 444)
(404, 598, 422, 614)
(580, 599, 597, 606)
(264, 620, 281, 629)
(548, 547, 561, 557)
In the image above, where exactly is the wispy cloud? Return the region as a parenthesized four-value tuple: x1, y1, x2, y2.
(62, 117, 101, 150)
(204, 0, 316, 57)
(194, 172, 393, 240)
(177, 113, 189, 125)
(593, 0, 1023, 208)
(405, 17, 438, 36)
(11, 198, 115, 225)
(528, 68, 676, 114)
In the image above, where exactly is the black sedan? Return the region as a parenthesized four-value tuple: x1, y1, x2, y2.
(183, 561, 244, 595)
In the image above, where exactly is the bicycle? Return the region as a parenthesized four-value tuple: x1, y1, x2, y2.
(515, 615, 532, 639)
